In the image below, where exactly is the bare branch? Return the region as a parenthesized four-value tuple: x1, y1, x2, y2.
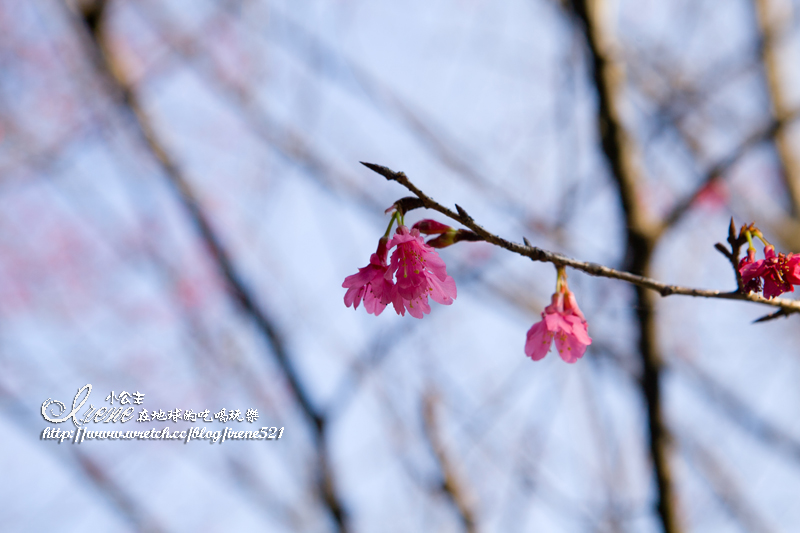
(422, 392, 479, 533)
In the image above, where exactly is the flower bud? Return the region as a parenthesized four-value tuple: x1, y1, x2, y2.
(426, 230, 458, 248)
(412, 219, 453, 235)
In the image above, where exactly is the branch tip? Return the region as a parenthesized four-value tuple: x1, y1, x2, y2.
(360, 161, 398, 181)
(753, 309, 792, 323)
(455, 204, 471, 221)
(714, 242, 733, 259)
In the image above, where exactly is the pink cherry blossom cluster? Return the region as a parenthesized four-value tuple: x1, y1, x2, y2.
(524, 267, 591, 364)
(737, 228, 800, 299)
(342, 220, 457, 318)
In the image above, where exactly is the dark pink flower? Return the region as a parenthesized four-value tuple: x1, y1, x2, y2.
(738, 248, 762, 294)
(741, 246, 796, 299)
(386, 225, 457, 318)
(525, 291, 591, 364)
(342, 238, 394, 316)
(786, 254, 800, 285)
(764, 249, 799, 298)
(736, 225, 800, 297)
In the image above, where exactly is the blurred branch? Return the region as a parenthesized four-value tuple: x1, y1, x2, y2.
(679, 358, 800, 464)
(553, 1, 677, 530)
(682, 435, 775, 533)
(130, 2, 385, 213)
(131, 1, 564, 249)
(422, 391, 479, 533)
(362, 162, 800, 314)
(225, 6, 557, 231)
(67, 1, 348, 530)
(628, 46, 759, 149)
(564, 4, 656, 241)
(753, 0, 800, 217)
(0, 383, 165, 532)
(226, 456, 304, 530)
(766, 213, 800, 254)
(73, 452, 166, 533)
(662, 111, 800, 231)
(622, 42, 800, 233)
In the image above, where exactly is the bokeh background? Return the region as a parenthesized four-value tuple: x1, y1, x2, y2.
(2, 0, 800, 531)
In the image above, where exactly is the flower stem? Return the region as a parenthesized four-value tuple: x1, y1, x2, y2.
(745, 230, 756, 251)
(556, 265, 568, 293)
(752, 229, 771, 248)
(383, 212, 398, 239)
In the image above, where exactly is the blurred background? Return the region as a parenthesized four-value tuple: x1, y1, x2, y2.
(2, 0, 800, 531)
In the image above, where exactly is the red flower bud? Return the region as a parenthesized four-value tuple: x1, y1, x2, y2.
(412, 219, 453, 235)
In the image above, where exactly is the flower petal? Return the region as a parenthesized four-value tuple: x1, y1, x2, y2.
(525, 320, 553, 361)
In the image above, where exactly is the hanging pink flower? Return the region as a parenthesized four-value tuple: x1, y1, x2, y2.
(342, 238, 394, 316)
(385, 225, 457, 318)
(525, 290, 591, 364)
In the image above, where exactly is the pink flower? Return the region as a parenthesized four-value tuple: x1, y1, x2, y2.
(525, 291, 591, 364)
(786, 254, 800, 285)
(738, 249, 762, 294)
(342, 238, 394, 315)
(386, 225, 457, 318)
(741, 246, 798, 299)
(763, 248, 799, 298)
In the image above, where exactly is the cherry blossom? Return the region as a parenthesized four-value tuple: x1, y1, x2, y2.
(787, 254, 800, 285)
(525, 289, 591, 364)
(738, 248, 762, 294)
(342, 238, 394, 316)
(385, 225, 457, 318)
(740, 245, 800, 299)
